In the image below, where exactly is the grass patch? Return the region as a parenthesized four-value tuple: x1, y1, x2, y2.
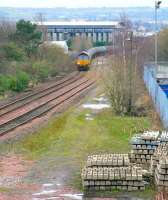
(14, 109, 151, 160)
(0, 187, 12, 193)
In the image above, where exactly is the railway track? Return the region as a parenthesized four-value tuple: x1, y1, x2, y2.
(0, 72, 80, 116)
(155, 192, 168, 200)
(0, 73, 95, 136)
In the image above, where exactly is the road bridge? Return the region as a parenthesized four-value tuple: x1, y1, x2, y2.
(38, 21, 122, 43)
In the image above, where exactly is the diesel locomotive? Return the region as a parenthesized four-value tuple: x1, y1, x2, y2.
(75, 46, 107, 71)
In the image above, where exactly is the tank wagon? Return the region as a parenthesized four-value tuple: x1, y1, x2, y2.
(76, 46, 107, 71)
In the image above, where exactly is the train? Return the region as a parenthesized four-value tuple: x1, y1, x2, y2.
(75, 46, 108, 71)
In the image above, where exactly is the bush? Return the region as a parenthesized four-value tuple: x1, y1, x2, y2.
(37, 45, 74, 73)
(31, 60, 50, 81)
(0, 42, 25, 61)
(9, 71, 30, 92)
(0, 75, 10, 95)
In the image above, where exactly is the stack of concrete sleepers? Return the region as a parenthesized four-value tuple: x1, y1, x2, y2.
(82, 154, 145, 191)
(155, 157, 168, 190)
(82, 166, 145, 191)
(130, 131, 161, 165)
(158, 131, 168, 144)
(86, 154, 130, 167)
(150, 143, 168, 175)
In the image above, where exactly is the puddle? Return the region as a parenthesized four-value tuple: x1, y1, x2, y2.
(32, 198, 59, 200)
(33, 189, 57, 196)
(83, 103, 110, 110)
(82, 94, 110, 111)
(32, 182, 84, 200)
(82, 94, 111, 121)
(93, 97, 109, 103)
(61, 193, 83, 200)
(85, 113, 94, 121)
(43, 183, 54, 187)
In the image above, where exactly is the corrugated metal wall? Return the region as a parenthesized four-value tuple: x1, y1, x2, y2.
(144, 66, 168, 129)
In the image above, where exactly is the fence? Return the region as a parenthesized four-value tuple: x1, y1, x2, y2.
(144, 65, 168, 129)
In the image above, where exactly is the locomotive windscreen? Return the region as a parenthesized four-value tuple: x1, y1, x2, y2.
(78, 54, 89, 60)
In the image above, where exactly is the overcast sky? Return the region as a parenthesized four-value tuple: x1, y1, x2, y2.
(0, 0, 167, 8)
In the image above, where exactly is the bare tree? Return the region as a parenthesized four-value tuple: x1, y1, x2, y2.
(102, 56, 128, 115)
(119, 12, 133, 30)
(158, 28, 168, 61)
(71, 35, 92, 51)
(102, 15, 151, 116)
(0, 18, 15, 46)
(34, 13, 48, 42)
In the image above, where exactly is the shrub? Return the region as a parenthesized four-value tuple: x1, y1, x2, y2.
(31, 60, 50, 81)
(9, 71, 30, 92)
(0, 75, 10, 95)
(37, 44, 74, 73)
(1, 42, 25, 61)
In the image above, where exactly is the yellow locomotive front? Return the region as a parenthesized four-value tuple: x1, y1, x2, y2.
(76, 51, 91, 71)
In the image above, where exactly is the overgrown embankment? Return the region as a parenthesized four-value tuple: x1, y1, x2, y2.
(0, 20, 74, 97)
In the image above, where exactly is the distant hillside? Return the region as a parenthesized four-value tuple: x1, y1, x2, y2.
(0, 7, 168, 22)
